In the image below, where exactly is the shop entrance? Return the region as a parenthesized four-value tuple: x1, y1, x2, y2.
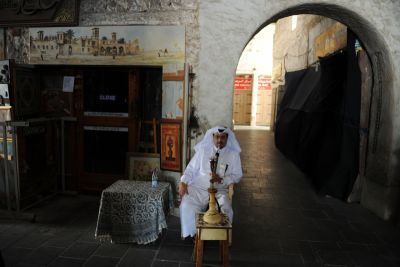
(8, 64, 162, 200)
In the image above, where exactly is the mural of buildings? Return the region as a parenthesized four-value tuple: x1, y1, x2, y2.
(29, 26, 185, 65)
(31, 27, 140, 59)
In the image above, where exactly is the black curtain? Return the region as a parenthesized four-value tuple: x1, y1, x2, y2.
(275, 31, 361, 199)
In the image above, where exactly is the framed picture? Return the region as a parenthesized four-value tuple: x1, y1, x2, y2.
(0, 59, 10, 106)
(126, 152, 160, 181)
(160, 121, 181, 172)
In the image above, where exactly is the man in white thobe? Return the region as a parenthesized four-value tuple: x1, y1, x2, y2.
(179, 126, 243, 238)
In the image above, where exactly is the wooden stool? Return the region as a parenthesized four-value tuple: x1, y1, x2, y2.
(193, 213, 232, 267)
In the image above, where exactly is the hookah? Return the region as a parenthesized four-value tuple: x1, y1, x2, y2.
(203, 149, 223, 224)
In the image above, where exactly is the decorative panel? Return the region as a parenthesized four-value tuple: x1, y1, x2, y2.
(0, 0, 79, 27)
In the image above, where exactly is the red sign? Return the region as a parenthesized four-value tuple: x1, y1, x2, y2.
(258, 75, 272, 90)
(234, 75, 253, 90)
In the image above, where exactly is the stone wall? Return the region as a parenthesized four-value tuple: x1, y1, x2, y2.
(272, 15, 345, 76)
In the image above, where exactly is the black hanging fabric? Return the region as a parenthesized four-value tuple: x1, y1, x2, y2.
(275, 30, 361, 200)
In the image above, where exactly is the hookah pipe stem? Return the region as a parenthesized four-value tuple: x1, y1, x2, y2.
(214, 150, 220, 185)
(215, 150, 220, 165)
(210, 150, 220, 189)
(214, 150, 220, 175)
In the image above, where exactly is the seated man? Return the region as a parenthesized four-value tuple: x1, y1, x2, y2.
(179, 126, 243, 238)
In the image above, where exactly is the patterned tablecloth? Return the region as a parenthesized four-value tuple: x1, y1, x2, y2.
(95, 180, 173, 244)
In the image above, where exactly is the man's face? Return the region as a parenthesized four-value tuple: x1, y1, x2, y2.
(213, 133, 228, 149)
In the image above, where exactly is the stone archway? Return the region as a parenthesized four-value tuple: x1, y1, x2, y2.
(239, 3, 395, 220)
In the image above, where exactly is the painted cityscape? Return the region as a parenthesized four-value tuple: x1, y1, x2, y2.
(29, 25, 185, 65)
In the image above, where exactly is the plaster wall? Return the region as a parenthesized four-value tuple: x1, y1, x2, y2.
(198, 0, 400, 221)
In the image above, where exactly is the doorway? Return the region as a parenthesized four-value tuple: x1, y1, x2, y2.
(76, 66, 162, 191)
(234, 14, 373, 201)
(233, 25, 274, 128)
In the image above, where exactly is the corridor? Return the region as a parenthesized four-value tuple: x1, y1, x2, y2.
(0, 130, 399, 266)
(231, 129, 400, 266)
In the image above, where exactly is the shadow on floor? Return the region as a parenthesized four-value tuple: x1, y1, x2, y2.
(1, 130, 400, 267)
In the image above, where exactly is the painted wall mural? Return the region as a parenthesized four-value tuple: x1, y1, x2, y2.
(29, 25, 185, 65)
(3, 26, 186, 120)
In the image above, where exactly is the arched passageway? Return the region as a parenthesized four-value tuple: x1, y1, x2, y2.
(233, 3, 396, 222)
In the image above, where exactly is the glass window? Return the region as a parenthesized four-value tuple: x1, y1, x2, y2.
(83, 69, 129, 116)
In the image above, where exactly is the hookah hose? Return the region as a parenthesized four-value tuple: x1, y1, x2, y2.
(211, 150, 222, 212)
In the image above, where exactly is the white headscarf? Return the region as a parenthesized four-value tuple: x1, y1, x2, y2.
(194, 125, 241, 153)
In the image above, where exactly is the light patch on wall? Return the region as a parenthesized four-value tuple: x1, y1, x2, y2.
(162, 81, 183, 119)
(314, 22, 347, 59)
(291, 15, 298, 31)
(236, 24, 275, 75)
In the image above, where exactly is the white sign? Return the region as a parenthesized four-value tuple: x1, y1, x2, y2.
(63, 76, 75, 92)
(0, 84, 9, 99)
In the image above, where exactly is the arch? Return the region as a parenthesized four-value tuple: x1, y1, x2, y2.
(238, 3, 393, 162)
(235, 3, 395, 219)
(248, 4, 393, 107)
(243, 3, 392, 93)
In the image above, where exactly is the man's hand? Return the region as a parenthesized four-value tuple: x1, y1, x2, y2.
(209, 173, 223, 184)
(179, 182, 188, 198)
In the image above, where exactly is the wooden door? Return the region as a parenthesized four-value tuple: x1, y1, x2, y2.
(233, 74, 252, 125)
(256, 75, 272, 126)
(233, 91, 252, 125)
(77, 67, 140, 191)
(256, 90, 272, 126)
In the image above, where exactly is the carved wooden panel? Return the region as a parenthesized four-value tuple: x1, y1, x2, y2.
(12, 66, 41, 119)
(0, 0, 79, 27)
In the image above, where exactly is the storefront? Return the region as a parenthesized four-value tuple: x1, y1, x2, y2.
(0, 6, 189, 210)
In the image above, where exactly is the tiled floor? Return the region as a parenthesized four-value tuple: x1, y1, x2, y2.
(1, 130, 400, 266)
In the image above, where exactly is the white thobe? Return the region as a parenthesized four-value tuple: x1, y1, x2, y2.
(180, 145, 242, 238)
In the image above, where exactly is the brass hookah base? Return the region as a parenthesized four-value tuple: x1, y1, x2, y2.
(203, 187, 222, 225)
